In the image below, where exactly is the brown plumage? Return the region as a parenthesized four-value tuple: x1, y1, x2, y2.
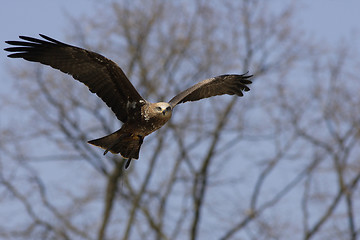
(5, 34, 252, 168)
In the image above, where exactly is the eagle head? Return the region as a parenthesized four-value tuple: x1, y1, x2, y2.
(153, 102, 172, 118)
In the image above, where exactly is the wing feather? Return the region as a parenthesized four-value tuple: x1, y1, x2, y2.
(168, 73, 252, 107)
(5, 34, 145, 122)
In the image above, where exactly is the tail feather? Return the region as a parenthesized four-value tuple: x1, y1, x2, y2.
(88, 130, 144, 161)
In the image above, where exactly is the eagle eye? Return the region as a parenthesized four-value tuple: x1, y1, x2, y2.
(166, 106, 171, 111)
(155, 106, 162, 111)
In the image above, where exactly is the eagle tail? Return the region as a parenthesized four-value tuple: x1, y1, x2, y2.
(88, 131, 143, 168)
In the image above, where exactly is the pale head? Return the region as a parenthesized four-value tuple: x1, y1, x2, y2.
(152, 102, 172, 118)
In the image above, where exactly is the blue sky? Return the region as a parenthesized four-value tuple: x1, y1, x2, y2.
(1, 0, 359, 74)
(1, 0, 94, 87)
(0, 1, 359, 238)
(298, 0, 359, 46)
(1, 1, 359, 50)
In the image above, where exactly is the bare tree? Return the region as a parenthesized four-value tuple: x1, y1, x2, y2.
(1, 0, 359, 240)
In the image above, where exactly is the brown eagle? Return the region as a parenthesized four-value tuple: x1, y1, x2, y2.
(5, 34, 252, 168)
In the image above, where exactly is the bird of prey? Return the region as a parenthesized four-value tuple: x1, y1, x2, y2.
(5, 34, 252, 168)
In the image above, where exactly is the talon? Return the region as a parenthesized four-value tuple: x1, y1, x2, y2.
(125, 158, 132, 169)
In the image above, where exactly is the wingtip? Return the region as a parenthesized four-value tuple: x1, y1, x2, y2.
(243, 72, 253, 78)
(5, 53, 19, 58)
(38, 34, 65, 44)
(18, 35, 31, 41)
(39, 33, 49, 39)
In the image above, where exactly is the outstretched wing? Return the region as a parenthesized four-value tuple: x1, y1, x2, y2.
(168, 73, 252, 107)
(5, 34, 145, 122)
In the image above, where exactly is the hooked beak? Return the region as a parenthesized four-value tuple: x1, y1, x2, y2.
(162, 107, 172, 116)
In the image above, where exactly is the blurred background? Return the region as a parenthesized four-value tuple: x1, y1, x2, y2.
(1, 0, 360, 239)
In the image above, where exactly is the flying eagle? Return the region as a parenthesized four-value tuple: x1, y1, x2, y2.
(5, 34, 252, 168)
